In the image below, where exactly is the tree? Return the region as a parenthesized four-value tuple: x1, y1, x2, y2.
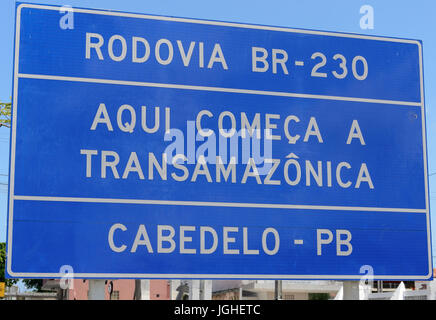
(0, 242, 18, 287)
(1, 102, 14, 291)
(1, 103, 45, 293)
(0, 101, 11, 128)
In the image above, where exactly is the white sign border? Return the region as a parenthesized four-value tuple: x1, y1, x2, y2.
(6, 3, 432, 280)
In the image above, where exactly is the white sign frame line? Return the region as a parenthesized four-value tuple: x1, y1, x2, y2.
(12, 195, 428, 214)
(418, 42, 432, 274)
(17, 73, 422, 107)
(6, 271, 434, 281)
(16, 3, 424, 47)
(6, 1, 22, 278)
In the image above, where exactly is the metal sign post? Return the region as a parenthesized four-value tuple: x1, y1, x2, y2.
(88, 280, 106, 300)
(274, 280, 282, 300)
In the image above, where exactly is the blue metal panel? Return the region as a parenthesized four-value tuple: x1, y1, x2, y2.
(6, 3, 431, 280)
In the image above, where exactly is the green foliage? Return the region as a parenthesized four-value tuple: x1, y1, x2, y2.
(0, 102, 11, 128)
(0, 242, 18, 287)
(308, 292, 331, 300)
(1, 243, 43, 292)
(22, 279, 44, 292)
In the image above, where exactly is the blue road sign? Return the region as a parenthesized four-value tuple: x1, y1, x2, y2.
(6, 3, 432, 280)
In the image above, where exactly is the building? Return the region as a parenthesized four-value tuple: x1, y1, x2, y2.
(3, 285, 57, 300)
(36, 271, 436, 300)
(212, 280, 341, 300)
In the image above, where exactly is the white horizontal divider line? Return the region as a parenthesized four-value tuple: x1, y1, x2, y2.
(13, 195, 427, 213)
(18, 73, 422, 107)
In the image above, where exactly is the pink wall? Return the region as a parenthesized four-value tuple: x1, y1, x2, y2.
(68, 279, 170, 300)
(149, 280, 170, 300)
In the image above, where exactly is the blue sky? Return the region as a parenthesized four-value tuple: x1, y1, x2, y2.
(1, 0, 436, 267)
